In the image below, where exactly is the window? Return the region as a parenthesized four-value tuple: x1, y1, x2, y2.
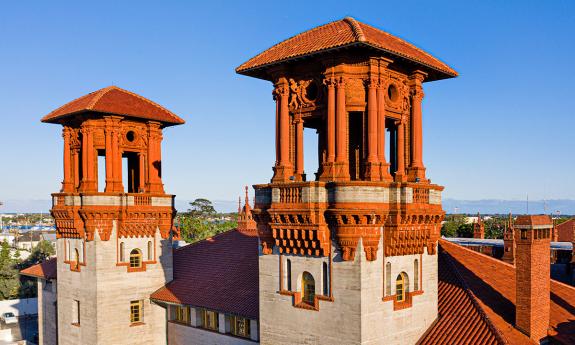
(174, 305, 189, 324)
(73, 300, 80, 325)
(301, 271, 315, 305)
(230, 315, 250, 338)
(322, 262, 329, 296)
(130, 249, 142, 268)
(414, 259, 419, 291)
(201, 309, 219, 331)
(147, 241, 153, 261)
(286, 259, 292, 290)
(74, 248, 80, 270)
(130, 300, 143, 323)
(385, 262, 391, 296)
(120, 242, 125, 262)
(396, 273, 409, 302)
(521, 230, 528, 240)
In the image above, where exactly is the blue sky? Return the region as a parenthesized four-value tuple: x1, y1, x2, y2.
(0, 0, 574, 210)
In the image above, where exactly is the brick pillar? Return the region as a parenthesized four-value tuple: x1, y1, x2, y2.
(79, 125, 97, 192)
(320, 76, 336, 181)
(272, 78, 293, 182)
(377, 78, 391, 181)
(147, 121, 164, 193)
(502, 214, 515, 264)
(294, 115, 304, 180)
(364, 77, 380, 181)
(514, 215, 552, 342)
(407, 71, 427, 182)
(394, 118, 406, 182)
(334, 76, 349, 181)
(61, 127, 74, 192)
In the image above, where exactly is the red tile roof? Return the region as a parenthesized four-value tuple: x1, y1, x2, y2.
(556, 219, 575, 242)
(20, 257, 57, 280)
(236, 17, 457, 80)
(150, 229, 259, 319)
(427, 239, 575, 344)
(41, 86, 185, 126)
(515, 214, 553, 227)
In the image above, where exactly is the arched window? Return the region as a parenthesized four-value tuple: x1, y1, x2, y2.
(396, 273, 409, 302)
(286, 259, 292, 290)
(385, 262, 391, 296)
(414, 259, 419, 291)
(74, 248, 80, 270)
(119, 242, 125, 262)
(130, 249, 142, 268)
(147, 241, 153, 261)
(302, 271, 315, 305)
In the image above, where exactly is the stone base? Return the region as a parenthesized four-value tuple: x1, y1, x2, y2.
(271, 164, 294, 183)
(380, 163, 393, 181)
(364, 161, 381, 181)
(408, 166, 427, 182)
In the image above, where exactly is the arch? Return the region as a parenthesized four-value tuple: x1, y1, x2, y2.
(119, 242, 125, 262)
(130, 248, 142, 268)
(301, 271, 315, 305)
(396, 272, 409, 302)
(147, 241, 153, 261)
(414, 259, 419, 291)
(385, 262, 391, 296)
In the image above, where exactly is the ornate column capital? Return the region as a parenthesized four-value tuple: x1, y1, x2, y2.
(322, 76, 336, 88)
(335, 75, 346, 88)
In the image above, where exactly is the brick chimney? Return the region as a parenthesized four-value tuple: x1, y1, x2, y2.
(514, 215, 552, 342)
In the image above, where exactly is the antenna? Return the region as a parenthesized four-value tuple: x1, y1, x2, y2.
(526, 194, 529, 214)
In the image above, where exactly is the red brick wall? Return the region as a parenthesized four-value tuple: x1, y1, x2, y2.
(556, 219, 574, 242)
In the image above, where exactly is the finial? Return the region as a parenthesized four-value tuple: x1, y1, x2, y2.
(238, 196, 241, 213)
(245, 186, 249, 205)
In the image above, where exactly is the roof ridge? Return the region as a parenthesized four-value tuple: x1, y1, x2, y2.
(439, 238, 515, 268)
(439, 244, 508, 345)
(343, 17, 366, 42)
(87, 86, 115, 110)
(357, 21, 456, 75)
(173, 228, 238, 252)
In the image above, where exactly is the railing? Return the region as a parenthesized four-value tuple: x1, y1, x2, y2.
(133, 195, 151, 206)
(412, 188, 429, 204)
(280, 186, 302, 204)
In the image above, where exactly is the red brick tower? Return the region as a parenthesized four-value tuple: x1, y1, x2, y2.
(237, 186, 257, 236)
(473, 212, 485, 239)
(237, 17, 456, 344)
(42, 86, 184, 344)
(502, 213, 515, 264)
(514, 215, 552, 342)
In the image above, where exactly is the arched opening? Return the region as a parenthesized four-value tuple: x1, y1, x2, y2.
(301, 271, 315, 305)
(396, 272, 409, 302)
(119, 242, 125, 262)
(130, 249, 142, 268)
(414, 259, 419, 291)
(147, 241, 153, 261)
(385, 262, 391, 296)
(74, 248, 80, 270)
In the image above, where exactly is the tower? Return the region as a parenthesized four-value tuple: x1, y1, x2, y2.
(237, 18, 456, 344)
(42, 86, 184, 345)
(514, 215, 552, 342)
(237, 186, 257, 235)
(502, 213, 515, 264)
(473, 212, 485, 239)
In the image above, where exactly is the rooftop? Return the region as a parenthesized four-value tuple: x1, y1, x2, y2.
(20, 257, 57, 280)
(236, 17, 457, 81)
(41, 86, 185, 127)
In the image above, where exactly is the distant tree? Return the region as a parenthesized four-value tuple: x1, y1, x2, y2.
(484, 216, 506, 239)
(456, 223, 474, 238)
(189, 199, 217, 218)
(178, 199, 237, 244)
(441, 214, 467, 238)
(0, 240, 19, 299)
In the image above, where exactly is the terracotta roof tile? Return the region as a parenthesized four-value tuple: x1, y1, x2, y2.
(150, 229, 259, 319)
(435, 239, 575, 344)
(515, 215, 553, 227)
(236, 17, 457, 80)
(20, 257, 57, 280)
(41, 86, 185, 126)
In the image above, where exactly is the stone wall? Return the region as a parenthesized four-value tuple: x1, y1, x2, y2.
(38, 279, 57, 345)
(56, 222, 172, 345)
(259, 232, 437, 345)
(167, 321, 257, 345)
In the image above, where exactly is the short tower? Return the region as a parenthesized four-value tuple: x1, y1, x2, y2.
(514, 215, 552, 343)
(473, 213, 485, 239)
(42, 86, 184, 345)
(502, 214, 515, 264)
(237, 186, 257, 236)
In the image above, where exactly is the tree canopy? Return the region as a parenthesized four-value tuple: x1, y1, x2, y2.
(177, 198, 237, 244)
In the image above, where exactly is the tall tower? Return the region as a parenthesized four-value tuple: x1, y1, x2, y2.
(514, 215, 552, 342)
(237, 18, 456, 344)
(473, 213, 485, 239)
(42, 86, 184, 345)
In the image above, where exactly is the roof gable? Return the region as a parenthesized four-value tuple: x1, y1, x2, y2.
(41, 86, 185, 126)
(236, 17, 457, 80)
(20, 257, 57, 280)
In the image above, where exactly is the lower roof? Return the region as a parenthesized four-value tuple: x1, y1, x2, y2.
(20, 257, 57, 280)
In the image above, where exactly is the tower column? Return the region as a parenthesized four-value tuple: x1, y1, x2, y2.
(364, 77, 380, 181)
(138, 152, 145, 192)
(272, 78, 293, 182)
(320, 76, 336, 181)
(104, 125, 114, 192)
(61, 127, 74, 192)
(112, 126, 123, 192)
(147, 121, 164, 193)
(334, 76, 349, 180)
(408, 71, 427, 181)
(79, 125, 96, 192)
(377, 79, 392, 181)
(295, 114, 304, 180)
(395, 118, 406, 182)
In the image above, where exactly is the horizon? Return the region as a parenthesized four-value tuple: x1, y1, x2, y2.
(1, 1, 574, 207)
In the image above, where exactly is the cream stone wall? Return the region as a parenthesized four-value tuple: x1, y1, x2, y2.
(259, 232, 438, 345)
(38, 279, 57, 345)
(167, 321, 257, 345)
(56, 222, 172, 345)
